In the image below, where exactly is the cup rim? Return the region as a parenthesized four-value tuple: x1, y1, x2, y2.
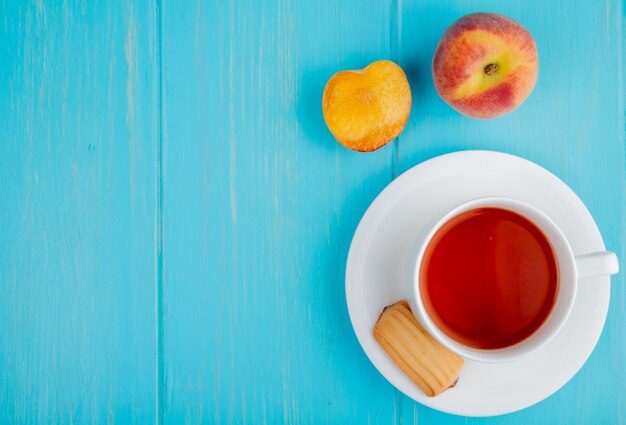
(408, 196, 578, 363)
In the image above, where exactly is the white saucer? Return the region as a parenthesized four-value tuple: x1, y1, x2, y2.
(345, 150, 611, 417)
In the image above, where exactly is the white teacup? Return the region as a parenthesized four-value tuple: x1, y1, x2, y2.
(406, 197, 619, 363)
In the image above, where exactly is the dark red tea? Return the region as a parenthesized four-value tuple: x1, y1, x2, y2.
(420, 207, 559, 349)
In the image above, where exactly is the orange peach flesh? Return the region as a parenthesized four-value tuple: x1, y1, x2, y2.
(322, 60, 412, 152)
(432, 13, 538, 119)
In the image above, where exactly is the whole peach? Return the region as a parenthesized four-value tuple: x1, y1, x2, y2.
(432, 13, 538, 119)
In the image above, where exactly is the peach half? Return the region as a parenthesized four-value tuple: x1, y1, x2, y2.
(322, 60, 411, 152)
(432, 13, 538, 119)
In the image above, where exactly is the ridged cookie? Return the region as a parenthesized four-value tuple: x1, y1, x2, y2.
(373, 300, 464, 397)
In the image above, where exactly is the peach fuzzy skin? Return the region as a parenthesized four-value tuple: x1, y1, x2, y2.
(322, 60, 411, 152)
(432, 13, 538, 119)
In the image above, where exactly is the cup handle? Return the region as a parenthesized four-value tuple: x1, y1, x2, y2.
(575, 251, 620, 280)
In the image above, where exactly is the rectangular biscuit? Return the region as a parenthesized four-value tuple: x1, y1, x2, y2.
(373, 300, 464, 397)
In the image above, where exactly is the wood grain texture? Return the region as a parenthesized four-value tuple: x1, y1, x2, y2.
(0, 1, 159, 423)
(1, 0, 624, 424)
(160, 0, 402, 423)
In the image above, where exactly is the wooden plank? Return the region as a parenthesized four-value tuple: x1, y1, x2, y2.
(398, 0, 625, 423)
(0, 1, 159, 422)
(1, 0, 622, 423)
(160, 0, 403, 423)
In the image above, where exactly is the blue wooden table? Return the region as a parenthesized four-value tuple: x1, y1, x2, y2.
(1, 1, 624, 424)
